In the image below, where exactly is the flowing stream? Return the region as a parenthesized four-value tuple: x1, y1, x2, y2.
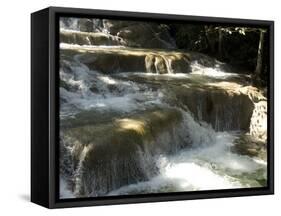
(59, 19, 267, 198)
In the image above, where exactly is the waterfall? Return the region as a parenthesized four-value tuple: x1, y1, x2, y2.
(108, 131, 266, 195)
(60, 17, 105, 33)
(59, 17, 267, 199)
(60, 104, 266, 197)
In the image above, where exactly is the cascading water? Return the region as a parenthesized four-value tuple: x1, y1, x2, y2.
(59, 19, 267, 198)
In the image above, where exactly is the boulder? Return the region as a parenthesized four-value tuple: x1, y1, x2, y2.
(78, 18, 94, 32)
(103, 20, 176, 49)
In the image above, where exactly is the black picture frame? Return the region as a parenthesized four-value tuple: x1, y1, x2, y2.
(31, 6, 274, 209)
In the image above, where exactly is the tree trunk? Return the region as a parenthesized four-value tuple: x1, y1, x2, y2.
(204, 26, 215, 54)
(255, 30, 265, 75)
(218, 28, 223, 59)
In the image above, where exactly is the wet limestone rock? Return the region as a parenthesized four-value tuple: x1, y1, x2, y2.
(145, 54, 191, 74)
(168, 83, 254, 131)
(168, 54, 191, 73)
(249, 101, 267, 142)
(60, 18, 103, 32)
(231, 134, 267, 160)
(102, 20, 176, 49)
(78, 18, 94, 32)
(230, 84, 267, 142)
(60, 19, 176, 49)
(61, 46, 191, 74)
(60, 108, 183, 197)
(78, 52, 146, 73)
(60, 30, 126, 46)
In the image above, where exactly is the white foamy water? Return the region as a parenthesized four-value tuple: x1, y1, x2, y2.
(59, 42, 266, 198)
(60, 58, 165, 118)
(60, 42, 126, 50)
(118, 72, 192, 79)
(190, 61, 241, 78)
(108, 131, 266, 196)
(60, 178, 75, 199)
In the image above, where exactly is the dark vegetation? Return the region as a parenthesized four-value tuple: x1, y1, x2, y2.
(168, 24, 269, 86)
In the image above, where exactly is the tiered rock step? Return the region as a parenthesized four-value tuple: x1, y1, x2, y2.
(61, 108, 184, 197)
(60, 29, 126, 46)
(60, 45, 191, 74)
(60, 45, 267, 197)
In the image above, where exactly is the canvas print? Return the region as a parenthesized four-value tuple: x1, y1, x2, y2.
(59, 17, 268, 199)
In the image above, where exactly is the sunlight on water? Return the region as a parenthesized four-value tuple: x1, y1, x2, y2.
(108, 131, 266, 196)
(60, 42, 126, 49)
